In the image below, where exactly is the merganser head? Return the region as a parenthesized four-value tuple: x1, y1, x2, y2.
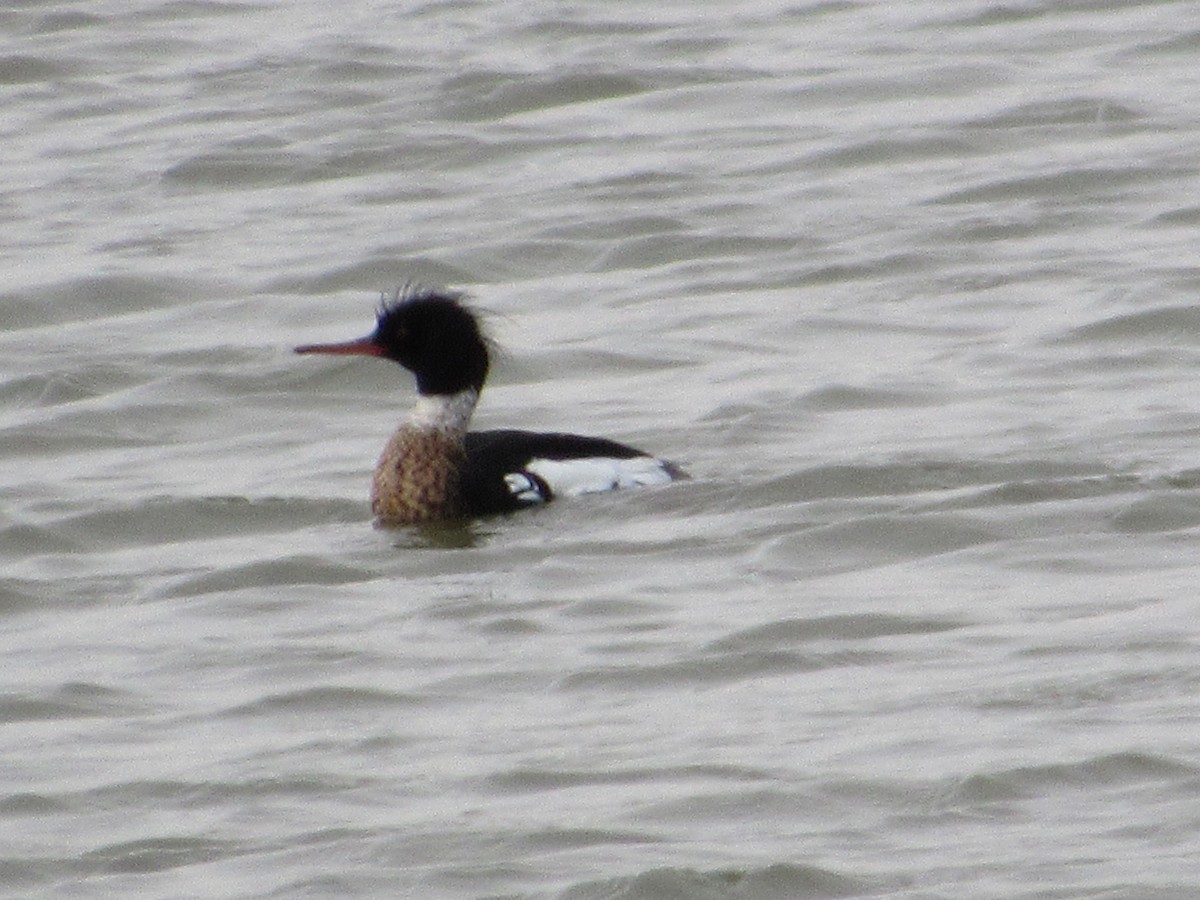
(295, 287, 490, 395)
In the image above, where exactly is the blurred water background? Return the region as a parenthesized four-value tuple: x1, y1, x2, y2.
(4, 1, 1200, 897)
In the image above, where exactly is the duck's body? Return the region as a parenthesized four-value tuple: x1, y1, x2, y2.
(296, 288, 682, 525)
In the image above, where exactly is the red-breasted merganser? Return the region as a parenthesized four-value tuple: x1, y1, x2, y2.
(295, 286, 684, 525)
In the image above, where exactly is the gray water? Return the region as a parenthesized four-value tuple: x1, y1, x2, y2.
(4, 1, 1200, 897)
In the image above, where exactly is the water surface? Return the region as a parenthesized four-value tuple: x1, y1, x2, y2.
(4, 1, 1200, 897)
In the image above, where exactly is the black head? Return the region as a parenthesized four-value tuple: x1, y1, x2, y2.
(296, 286, 491, 396)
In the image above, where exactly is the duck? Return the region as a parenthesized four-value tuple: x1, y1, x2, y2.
(295, 286, 684, 525)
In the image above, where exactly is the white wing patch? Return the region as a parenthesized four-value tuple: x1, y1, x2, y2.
(503, 472, 548, 505)
(524, 456, 675, 498)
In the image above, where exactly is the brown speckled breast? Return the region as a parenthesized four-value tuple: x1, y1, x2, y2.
(371, 426, 468, 525)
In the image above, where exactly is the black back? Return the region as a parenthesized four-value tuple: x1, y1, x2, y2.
(459, 429, 651, 515)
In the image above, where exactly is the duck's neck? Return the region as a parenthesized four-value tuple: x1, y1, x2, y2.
(405, 388, 479, 437)
(371, 388, 480, 525)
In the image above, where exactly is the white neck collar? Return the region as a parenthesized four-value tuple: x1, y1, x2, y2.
(406, 388, 479, 434)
